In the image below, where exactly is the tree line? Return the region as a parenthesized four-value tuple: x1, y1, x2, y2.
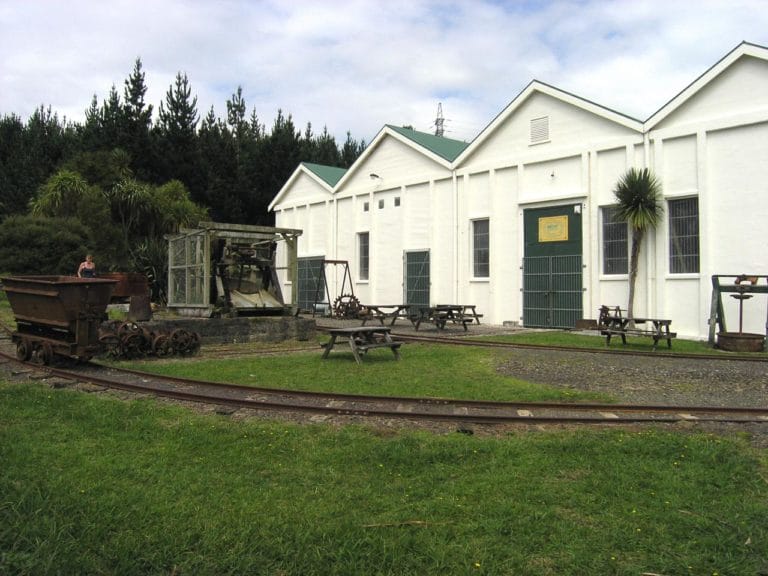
(0, 58, 365, 292)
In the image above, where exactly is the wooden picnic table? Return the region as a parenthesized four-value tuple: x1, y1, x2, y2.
(598, 305, 676, 350)
(411, 304, 483, 331)
(321, 326, 402, 364)
(359, 304, 410, 326)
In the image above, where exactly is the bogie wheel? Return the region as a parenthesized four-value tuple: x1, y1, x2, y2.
(333, 294, 361, 318)
(152, 334, 172, 357)
(40, 343, 54, 366)
(188, 331, 201, 355)
(98, 333, 122, 358)
(121, 333, 145, 359)
(170, 328, 193, 355)
(118, 322, 141, 339)
(16, 339, 32, 362)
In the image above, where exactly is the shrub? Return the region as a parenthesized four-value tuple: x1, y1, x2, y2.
(0, 215, 89, 275)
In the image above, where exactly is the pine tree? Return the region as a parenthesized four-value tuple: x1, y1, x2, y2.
(101, 84, 123, 149)
(313, 126, 340, 166)
(158, 72, 198, 140)
(156, 72, 203, 202)
(341, 131, 365, 168)
(122, 58, 154, 179)
(226, 86, 248, 141)
(81, 94, 102, 150)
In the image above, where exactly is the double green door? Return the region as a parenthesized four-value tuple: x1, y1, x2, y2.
(522, 205, 583, 328)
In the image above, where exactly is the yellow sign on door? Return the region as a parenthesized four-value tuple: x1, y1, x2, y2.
(538, 215, 569, 242)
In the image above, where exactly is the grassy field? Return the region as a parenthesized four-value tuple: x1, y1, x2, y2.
(472, 330, 768, 357)
(115, 343, 612, 403)
(1, 293, 767, 574)
(1, 381, 766, 575)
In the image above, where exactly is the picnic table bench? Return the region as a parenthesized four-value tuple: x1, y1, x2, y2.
(410, 304, 483, 331)
(321, 326, 402, 364)
(359, 304, 410, 326)
(598, 305, 676, 350)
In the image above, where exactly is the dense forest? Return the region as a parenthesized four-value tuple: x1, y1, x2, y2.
(0, 58, 365, 292)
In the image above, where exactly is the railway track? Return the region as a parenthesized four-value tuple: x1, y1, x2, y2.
(1, 348, 767, 428)
(197, 323, 768, 362)
(367, 329, 768, 363)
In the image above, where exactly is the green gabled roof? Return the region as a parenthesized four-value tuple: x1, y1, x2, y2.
(302, 162, 347, 187)
(386, 125, 469, 162)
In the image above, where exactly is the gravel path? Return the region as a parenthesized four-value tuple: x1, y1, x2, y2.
(496, 348, 768, 408)
(496, 348, 768, 448)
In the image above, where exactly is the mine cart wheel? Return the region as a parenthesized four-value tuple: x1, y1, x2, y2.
(16, 339, 32, 362)
(170, 328, 193, 355)
(188, 331, 201, 355)
(152, 334, 172, 357)
(98, 333, 121, 358)
(333, 294, 361, 318)
(118, 322, 141, 339)
(40, 343, 54, 366)
(122, 333, 145, 359)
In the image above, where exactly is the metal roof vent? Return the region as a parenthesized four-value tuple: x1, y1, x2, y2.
(530, 116, 550, 145)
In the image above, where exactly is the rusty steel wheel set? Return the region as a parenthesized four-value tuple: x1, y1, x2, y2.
(1, 275, 200, 365)
(98, 321, 200, 359)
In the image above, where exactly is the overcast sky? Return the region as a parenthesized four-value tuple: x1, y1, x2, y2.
(2, 0, 767, 144)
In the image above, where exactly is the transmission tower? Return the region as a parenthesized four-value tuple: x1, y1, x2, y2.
(434, 103, 445, 137)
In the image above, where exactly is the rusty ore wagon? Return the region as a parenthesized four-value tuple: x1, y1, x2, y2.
(2, 275, 116, 363)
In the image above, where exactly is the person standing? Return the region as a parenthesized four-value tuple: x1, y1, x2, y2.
(77, 254, 96, 278)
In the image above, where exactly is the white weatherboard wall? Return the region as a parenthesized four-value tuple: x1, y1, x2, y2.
(271, 43, 768, 340)
(455, 85, 644, 327)
(646, 51, 768, 337)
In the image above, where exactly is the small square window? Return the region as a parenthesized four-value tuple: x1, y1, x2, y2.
(394, 197, 401, 207)
(363, 202, 369, 212)
(378, 199, 385, 209)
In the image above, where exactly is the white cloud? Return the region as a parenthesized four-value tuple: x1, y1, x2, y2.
(1, 0, 767, 144)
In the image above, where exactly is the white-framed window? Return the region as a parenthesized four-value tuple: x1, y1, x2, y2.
(601, 206, 628, 275)
(472, 219, 489, 278)
(358, 232, 370, 281)
(668, 197, 699, 274)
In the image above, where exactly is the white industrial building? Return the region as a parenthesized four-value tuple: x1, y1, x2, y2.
(269, 42, 768, 339)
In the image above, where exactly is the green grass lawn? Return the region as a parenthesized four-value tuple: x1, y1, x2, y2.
(113, 343, 612, 403)
(1, 381, 766, 575)
(472, 330, 768, 357)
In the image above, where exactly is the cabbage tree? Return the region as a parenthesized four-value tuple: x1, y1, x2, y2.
(613, 168, 664, 321)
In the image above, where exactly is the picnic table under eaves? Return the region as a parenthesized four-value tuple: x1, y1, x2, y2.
(359, 304, 483, 331)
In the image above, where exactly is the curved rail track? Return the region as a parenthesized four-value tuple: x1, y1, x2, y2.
(376, 330, 768, 363)
(1, 314, 766, 428)
(1, 345, 767, 428)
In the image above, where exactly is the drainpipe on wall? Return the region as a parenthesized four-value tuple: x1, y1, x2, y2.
(643, 130, 655, 317)
(453, 171, 460, 304)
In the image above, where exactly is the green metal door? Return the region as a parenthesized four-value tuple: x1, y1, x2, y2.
(404, 251, 430, 307)
(523, 205, 583, 328)
(297, 257, 325, 312)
